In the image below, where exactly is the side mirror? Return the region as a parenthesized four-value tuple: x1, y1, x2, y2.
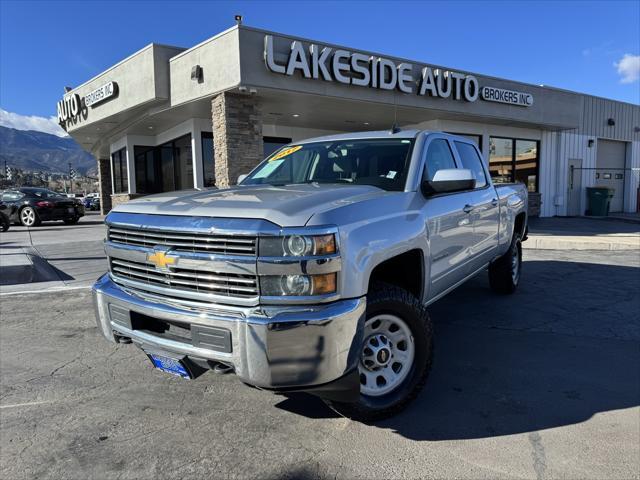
(237, 174, 248, 184)
(422, 168, 476, 196)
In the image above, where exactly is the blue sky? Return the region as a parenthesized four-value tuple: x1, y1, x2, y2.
(0, 0, 638, 135)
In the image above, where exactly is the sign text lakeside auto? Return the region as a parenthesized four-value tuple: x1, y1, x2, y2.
(264, 35, 533, 107)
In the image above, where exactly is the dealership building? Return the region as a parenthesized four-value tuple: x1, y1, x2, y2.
(57, 24, 640, 216)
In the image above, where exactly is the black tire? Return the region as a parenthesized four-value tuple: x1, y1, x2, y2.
(0, 215, 9, 232)
(488, 232, 522, 294)
(63, 217, 80, 225)
(19, 206, 41, 227)
(325, 283, 433, 422)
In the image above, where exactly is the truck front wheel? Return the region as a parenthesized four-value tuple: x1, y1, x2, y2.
(326, 283, 433, 422)
(488, 232, 522, 294)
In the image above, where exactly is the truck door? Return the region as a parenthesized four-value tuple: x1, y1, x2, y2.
(452, 140, 500, 271)
(421, 137, 476, 300)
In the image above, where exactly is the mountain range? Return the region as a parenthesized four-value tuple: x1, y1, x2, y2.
(0, 125, 97, 175)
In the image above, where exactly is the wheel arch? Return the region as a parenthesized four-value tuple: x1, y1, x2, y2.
(367, 249, 425, 300)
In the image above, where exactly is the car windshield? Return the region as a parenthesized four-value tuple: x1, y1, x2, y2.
(28, 189, 65, 199)
(241, 138, 415, 191)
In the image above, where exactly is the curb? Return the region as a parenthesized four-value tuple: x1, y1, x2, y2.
(524, 235, 640, 251)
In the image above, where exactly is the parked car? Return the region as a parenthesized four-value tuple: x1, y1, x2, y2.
(92, 130, 528, 421)
(1, 187, 85, 227)
(82, 196, 100, 211)
(0, 201, 10, 232)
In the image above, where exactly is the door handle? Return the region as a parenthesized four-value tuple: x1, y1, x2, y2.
(491, 198, 499, 207)
(463, 204, 474, 214)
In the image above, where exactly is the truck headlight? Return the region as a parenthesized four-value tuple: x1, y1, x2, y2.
(260, 234, 336, 257)
(260, 273, 337, 296)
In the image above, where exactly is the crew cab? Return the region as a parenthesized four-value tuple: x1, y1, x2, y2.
(92, 130, 528, 420)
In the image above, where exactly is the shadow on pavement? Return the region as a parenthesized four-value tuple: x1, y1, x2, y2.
(275, 260, 640, 440)
(529, 216, 640, 236)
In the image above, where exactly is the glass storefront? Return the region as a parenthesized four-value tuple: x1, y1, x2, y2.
(134, 134, 194, 194)
(264, 136, 292, 158)
(201, 132, 215, 187)
(111, 148, 128, 193)
(489, 137, 539, 192)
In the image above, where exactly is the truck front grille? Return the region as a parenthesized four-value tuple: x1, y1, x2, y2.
(109, 258, 258, 299)
(108, 226, 257, 256)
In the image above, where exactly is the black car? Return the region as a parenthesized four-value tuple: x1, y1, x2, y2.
(0, 201, 10, 232)
(0, 188, 85, 227)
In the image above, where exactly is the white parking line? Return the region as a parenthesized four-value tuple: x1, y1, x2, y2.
(0, 400, 53, 409)
(0, 285, 92, 296)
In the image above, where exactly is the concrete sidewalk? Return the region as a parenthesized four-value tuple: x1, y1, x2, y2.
(525, 217, 640, 251)
(0, 213, 107, 294)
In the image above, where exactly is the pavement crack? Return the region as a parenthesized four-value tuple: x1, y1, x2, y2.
(528, 431, 548, 480)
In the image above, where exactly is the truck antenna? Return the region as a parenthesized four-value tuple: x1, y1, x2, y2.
(390, 97, 400, 134)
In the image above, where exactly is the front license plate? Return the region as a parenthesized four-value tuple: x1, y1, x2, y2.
(67, 207, 75, 214)
(149, 354, 192, 379)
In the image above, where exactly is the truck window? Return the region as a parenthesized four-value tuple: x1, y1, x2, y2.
(454, 141, 488, 188)
(424, 139, 457, 181)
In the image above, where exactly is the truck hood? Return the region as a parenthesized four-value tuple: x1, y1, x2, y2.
(113, 184, 391, 227)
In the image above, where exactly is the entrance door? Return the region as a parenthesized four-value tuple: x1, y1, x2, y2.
(567, 158, 583, 216)
(596, 140, 626, 212)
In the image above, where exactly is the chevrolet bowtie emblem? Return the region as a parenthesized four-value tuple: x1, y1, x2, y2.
(147, 250, 176, 270)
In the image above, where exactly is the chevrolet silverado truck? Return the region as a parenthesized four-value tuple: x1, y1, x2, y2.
(93, 130, 528, 420)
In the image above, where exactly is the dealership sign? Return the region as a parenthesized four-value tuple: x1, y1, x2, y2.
(264, 35, 532, 107)
(84, 81, 118, 107)
(481, 86, 533, 107)
(57, 81, 118, 129)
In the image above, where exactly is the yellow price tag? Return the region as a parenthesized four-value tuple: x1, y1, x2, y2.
(269, 145, 302, 162)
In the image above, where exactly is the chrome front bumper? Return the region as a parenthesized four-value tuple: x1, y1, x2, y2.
(92, 274, 366, 389)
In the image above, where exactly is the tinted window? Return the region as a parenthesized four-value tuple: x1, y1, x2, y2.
(424, 139, 457, 181)
(2, 191, 23, 201)
(28, 189, 64, 199)
(455, 141, 487, 188)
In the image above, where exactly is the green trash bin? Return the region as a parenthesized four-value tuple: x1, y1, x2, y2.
(586, 187, 614, 216)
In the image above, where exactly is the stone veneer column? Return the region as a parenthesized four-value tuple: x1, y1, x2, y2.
(212, 92, 263, 188)
(97, 158, 112, 215)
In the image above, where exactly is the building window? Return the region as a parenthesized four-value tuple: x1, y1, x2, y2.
(201, 132, 215, 187)
(134, 134, 194, 194)
(489, 137, 539, 192)
(111, 148, 128, 194)
(264, 136, 292, 158)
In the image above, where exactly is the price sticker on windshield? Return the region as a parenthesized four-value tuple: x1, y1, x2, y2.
(269, 145, 302, 162)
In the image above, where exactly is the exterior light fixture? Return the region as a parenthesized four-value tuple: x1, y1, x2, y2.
(235, 14, 243, 25)
(364, 122, 370, 126)
(588, 139, 594, 148)
(607, 118, 615, 126)
(148, 126, 154, 130)
(190, 65, 203, 82)
(292, 114, 300, 118)
(249, 88, 257, 95)
(238, 86, 248, 93)
(64, 86, 72, 93)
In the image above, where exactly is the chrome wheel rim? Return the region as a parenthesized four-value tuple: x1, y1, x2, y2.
(511, 243, 520, 284)
(359, 314, 415, 397)
(21, 208, 35, 226)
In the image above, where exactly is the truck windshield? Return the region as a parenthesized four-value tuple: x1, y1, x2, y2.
(241, 138, 415, 191)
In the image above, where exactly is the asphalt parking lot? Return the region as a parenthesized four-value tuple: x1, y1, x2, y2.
(1, 247, 638, 479)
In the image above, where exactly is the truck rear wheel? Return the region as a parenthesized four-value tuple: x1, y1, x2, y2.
(326, 283, 433, 422)
(488, 232, 522, 294)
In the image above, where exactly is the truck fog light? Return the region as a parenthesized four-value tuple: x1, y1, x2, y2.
(260, 273, 337, 296)
(282, 274, 311, 295)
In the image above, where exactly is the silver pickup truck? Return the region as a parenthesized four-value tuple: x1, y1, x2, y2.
(93, 130, 528, 420)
